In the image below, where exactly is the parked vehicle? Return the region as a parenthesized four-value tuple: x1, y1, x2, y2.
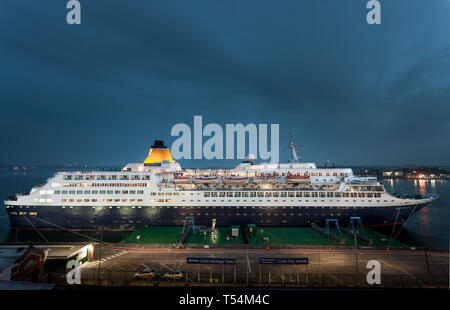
(133, 268, 158, 280)
(163, 270, 183, 280)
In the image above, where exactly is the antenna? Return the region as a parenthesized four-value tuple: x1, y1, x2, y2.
(284, 133, 303, 163)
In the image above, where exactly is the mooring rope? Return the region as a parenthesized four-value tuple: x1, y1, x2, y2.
(388, 204, 419, 248)
(31, 215, 110, 246)
(24, 216, 49, 243)
(388, 207, 401, 244)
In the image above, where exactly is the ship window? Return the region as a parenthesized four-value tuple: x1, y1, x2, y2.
(137, 190, 143, 194)
(120, 175, 129, 180)
(319, 192, 326, 197)
(288, 192, 295, 197)
(265, 192, 272, 197)
(327, 192, 333, 197)
(54, 190, 60, 194)
(211, 192, 218, 197)
(92, 190, 98, 194)
(77, 190, 83, 194)
(296, 192, 302, 197)
(250, 192, 256, 197)
(84, 190, 90, 194)
(234, 192, 241, 197)
(115, 190, 120, 194)
(131, 175, 140, 180)
(226, 192, 233, 197)
(242, 192, 248, 197)
(335, 192, 341, 197)
(63, 175, 72, 180)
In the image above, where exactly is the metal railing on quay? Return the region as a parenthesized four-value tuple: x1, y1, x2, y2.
(76, 268, 449, 289)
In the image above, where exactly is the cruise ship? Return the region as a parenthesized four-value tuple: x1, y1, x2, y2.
(4, 140, 439, 231)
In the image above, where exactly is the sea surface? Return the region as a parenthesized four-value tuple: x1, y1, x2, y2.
(0, 167, 448, 248)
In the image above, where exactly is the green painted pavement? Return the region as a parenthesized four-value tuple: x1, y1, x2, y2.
(123, 226, 406, 247)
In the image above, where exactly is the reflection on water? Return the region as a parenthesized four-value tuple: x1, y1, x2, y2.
(383, 178, 449, 249)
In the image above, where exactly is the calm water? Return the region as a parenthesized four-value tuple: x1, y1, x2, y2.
(0, 168, 448, 248)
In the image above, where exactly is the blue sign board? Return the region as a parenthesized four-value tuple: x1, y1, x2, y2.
(187, 257, 236, 265)
(259, 257, 308, 265)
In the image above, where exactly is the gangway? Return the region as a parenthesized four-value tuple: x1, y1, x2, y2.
(341, 217, 373, 244)
(175, 216, 196, 248)
(325, 219, 343, 239)
(348, 217, 366, 238)
(311, 221, 345, 244)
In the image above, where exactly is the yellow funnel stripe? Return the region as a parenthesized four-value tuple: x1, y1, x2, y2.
(144, 148, 174, 164)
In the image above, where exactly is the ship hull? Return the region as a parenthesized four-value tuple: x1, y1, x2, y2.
(5, 203, 428, 231)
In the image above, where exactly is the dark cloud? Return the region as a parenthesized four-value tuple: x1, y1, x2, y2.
(0, 0, 449, 167)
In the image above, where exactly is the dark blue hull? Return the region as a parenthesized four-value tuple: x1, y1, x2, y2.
(5, 203, 428, 230)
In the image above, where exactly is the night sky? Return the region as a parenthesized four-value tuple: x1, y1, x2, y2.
(0, 1, 449, 168)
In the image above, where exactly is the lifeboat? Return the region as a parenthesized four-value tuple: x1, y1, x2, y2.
(194, 176, 218, 184)
(173, 175, 191, 184)
(224, 176, 248, 184)
(287, 175, 310, 184)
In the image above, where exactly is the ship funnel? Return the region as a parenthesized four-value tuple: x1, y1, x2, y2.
(144, 140, 174, 164)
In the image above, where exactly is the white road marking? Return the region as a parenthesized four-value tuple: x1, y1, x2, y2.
(81, 250, 129, 269)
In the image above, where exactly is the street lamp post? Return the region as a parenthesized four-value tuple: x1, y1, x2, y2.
(354, 232, 358, 285)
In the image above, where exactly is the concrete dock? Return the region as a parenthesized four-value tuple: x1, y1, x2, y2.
(78, 244, 449, 288)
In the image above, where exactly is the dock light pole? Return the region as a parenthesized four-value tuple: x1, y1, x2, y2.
(98, 228, 103, 286)
(354, 232, 358, 285)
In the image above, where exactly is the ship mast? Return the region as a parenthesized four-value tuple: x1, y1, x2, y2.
(285, 134, 302, 163)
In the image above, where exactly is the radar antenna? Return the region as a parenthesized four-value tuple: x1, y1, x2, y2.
(285, 134, 303, 163)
